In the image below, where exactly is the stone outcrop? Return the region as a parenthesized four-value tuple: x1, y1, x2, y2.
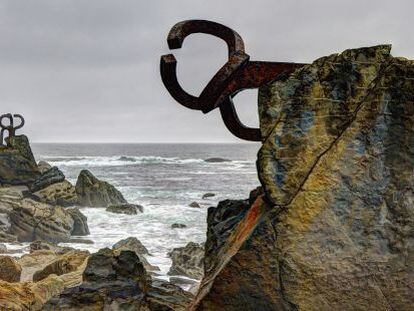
(32, 180, 79, 207)
(75, 169, 127, 207)
(112, 237, 160, 272)
(168, 242, 204, 280)
(0, 135, 40, 186)
(37, 161, 52, 173)
(0, 256, 22, 282)
(8, 198, 74, 242)
(32, 250, 89, 282)
(44, 248, 193, 310)
(0, 275, 64, 310)
(29, 166, 65, 193)
(106, 203, 143, 215)
(191, 45, 414, 310)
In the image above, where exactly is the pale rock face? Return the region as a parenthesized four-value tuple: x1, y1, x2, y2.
(192, 46, 414, 311)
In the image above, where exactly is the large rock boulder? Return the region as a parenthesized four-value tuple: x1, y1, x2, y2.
(168, 242, 204, 280)
(0, 135, 40, 186)
(7, 197, 88, 243)
(44, 248, 193, 310)
(0, 256, 22, 282)
(75, 169, 127, 207)
(112, 237, 159, 272)
(33, 250, 89, 282)
(191, 46, 414, 310)
(66, 207, 90, 236)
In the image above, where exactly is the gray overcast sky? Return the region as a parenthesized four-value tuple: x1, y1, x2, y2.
(0, 0, 412, 143)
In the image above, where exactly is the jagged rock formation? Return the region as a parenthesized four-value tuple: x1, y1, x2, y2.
(75, 169, 127, 207)
(0, 275, 65, 310)
(191, 45, 414, 310)
(44, 248, 193, 310)
(168, 242, 204, 280)
(0, 135, 40, 186)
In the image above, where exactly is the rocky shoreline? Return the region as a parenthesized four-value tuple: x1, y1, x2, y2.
(0, 134, 205, 310)
(1, 45, 413, 310)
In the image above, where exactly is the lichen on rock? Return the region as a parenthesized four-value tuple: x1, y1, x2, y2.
(192, 45, 414, 310)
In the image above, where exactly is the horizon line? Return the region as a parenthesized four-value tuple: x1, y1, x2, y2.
(31, 141, 259, 144)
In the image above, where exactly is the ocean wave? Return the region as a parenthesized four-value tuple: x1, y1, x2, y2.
(39, 155, 206, 167)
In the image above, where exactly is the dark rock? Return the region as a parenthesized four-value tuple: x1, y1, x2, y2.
(32, 180, 78, 207)
(0, 135, 40, 186)
(29, 166, 65, 193)
(168, 242, 204, 280)
(44, 248, 193, 310)
(106, 203, 143, 215)
(0, 256, 21, 282)
(171, 223, 187, 229)
(202, 192, 215, 199)
(112, 236, 149, 255)
(204, 198, 250, 274)
(32, 250, 89, 282)
(204, 157, 230, 163)
(147, 279, 194, 311)
(37, 161, 52, 174)
(75, 169, 127, 207)
(43, 248, 150, 310)
(66, 207, 90, 236)
(189, 201, 200, 208)
(112, 237, 159, 272)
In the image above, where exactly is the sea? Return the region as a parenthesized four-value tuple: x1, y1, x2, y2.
(30, 143, 261, 281)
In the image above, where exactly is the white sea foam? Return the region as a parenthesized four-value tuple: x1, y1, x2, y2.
(40, 155, 210, 167)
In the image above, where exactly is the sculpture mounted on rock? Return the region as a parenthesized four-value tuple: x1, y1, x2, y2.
(161, 20, 414, 310)
(0, 113, 25, 146)
(160, 19, 306, 141)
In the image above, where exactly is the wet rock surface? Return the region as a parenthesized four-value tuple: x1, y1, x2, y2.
(192, 45, 414, 310)
(75, 169, 127, 207)
(112, 237, 159, 273)
(168, 242, 204, 280)
(44, 248, 193, 310)
(106, 202, 143, 215)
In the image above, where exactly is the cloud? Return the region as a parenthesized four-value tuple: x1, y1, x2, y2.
(0, 0, 412, 142)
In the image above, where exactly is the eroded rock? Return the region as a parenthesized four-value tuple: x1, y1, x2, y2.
(75, 169, 127, 207)
(168, 242, 204, 280)
(0, 256, 21, 282)
(192, 45, 414, 310)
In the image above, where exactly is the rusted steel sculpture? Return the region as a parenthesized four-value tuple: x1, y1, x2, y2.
(160, 20, 306, 141)
(0, 113, 25, 146)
